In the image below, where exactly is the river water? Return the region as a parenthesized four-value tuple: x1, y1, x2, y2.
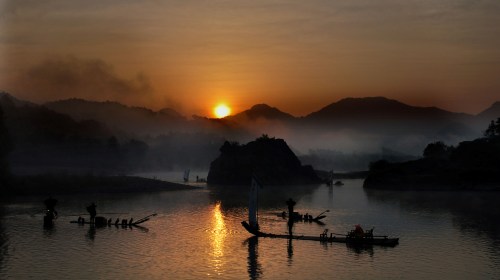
(1, 179, 500, 279)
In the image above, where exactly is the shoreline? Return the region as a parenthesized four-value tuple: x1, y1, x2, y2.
(3, 174, 198, 196)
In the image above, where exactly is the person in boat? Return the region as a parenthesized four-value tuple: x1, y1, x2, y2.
(366, 227, 374, 238)
(86, 202, 97, 224)
(354, 224, 364, 238)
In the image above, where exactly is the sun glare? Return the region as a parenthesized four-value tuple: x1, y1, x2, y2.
(214, 104, 231, 118)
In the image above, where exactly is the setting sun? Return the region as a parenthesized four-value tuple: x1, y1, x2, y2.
(214, 104, 231, 118)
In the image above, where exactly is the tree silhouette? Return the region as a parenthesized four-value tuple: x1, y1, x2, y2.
(484, 118, 500, 138)
(423, 141, 450, 159)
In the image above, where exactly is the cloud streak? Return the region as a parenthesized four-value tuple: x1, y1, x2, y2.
(13, 55, 154, 105)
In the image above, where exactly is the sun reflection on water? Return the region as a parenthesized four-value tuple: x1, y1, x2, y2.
(210, 201, 227, 275)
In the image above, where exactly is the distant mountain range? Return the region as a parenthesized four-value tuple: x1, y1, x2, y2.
(0, 92, 111, 143)
(3, 91, 499, 138)
(45, 98, 187, 136)
(229, 96, 496, 128)
(225, 96, 495, 140)
(2, 91, 500, 173)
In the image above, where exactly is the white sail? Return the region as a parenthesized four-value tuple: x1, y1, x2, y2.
(249, 177, 260, 228)
(183, 169, 190, 182)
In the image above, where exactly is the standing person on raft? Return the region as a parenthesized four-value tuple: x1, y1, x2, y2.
(86, 202, 97, 224)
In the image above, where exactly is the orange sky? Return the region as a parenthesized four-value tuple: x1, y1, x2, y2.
(1, 1, 500, 117)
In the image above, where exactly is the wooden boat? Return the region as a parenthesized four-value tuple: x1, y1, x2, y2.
(242, 177, 399, 247)
(242, 221, 398, 246)
(70, 213, 156, 227)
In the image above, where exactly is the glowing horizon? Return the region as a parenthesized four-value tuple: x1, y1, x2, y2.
(1, 1, 499, 116)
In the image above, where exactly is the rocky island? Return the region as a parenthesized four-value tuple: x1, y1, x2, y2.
(207, 135, 321, 185)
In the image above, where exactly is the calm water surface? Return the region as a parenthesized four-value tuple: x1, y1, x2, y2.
(1, 179, 500, 279)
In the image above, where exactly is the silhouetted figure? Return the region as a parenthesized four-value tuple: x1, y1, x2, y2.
(121, 219, 127, 226)
(320, 229, 329, 240)
(86, 202, 97, 224)
(108, 218, 112, 225)
(327, 170, 334, 186)
(353, 224, 364, 238)
(44, 196, 58, 217)
(43, 196, 58, 226)
(286, 198, 296, 236)
(115, 218, 120, 226)
(128, 218, 134, 225)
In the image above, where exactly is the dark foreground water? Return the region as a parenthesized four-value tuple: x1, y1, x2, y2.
(1, 179, 500, 279)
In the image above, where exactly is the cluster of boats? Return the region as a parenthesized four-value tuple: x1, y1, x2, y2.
(243, 177, 399, 247)
(43, 176, 399, 249)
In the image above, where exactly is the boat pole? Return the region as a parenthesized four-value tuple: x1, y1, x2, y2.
(315, 209, 330, 219)
(286, 198, 296, 237)
(134, 213, 157, 224)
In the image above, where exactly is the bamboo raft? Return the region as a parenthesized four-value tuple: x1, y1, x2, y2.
(70, 213, 157, 227)
(242, 221, 399, 247)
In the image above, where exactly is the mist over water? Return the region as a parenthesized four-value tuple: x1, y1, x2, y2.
(1, 92, 492, 175)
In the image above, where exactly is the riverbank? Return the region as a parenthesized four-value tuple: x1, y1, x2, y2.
(3, 174, 197, 196)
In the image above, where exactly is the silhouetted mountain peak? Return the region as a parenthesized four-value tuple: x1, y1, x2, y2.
(0, 91, 37, 108)
(250, 103, 273, 110)
(230, 103, 295, 122)
(478, 101, 500, 121)
(337, 96, 403, 107)
(307, 96, 459, 121)
(318, 96, 414, 115)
